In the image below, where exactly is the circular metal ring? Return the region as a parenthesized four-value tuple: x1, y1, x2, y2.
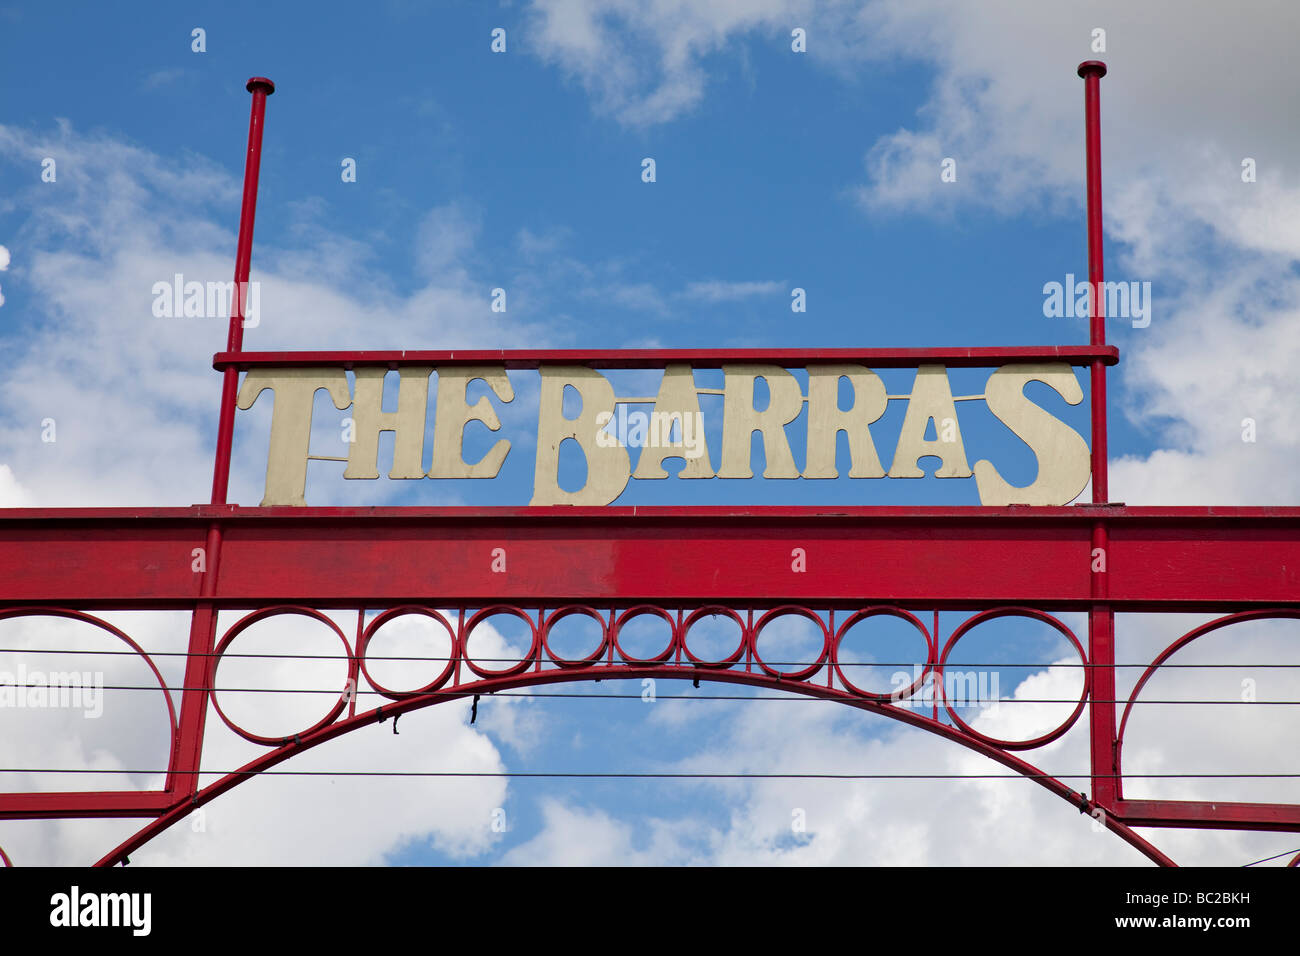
(210, 606, 356, 748)
(938, 607, 1088, 751)
(0, 607, 179, 744)
(611, 605, 677, 664)
(681, 607, 746, 668)
(541, 606, 609, 668)
(359, 606, 457, 700)
(832, 606, 933, 702)
(1116, 609, 1300, 770)
(752, 605, 829, 681)
(461, 606, 539, 679)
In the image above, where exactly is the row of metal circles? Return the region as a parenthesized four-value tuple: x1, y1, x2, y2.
(208, 604, 1088, 752)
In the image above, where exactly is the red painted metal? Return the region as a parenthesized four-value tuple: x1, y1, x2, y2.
(211, 77, 273, 507)
(834, 606, 931, 700)
(212, 345, 1121, 370)
(0, 792, 175, 821)
(1115, 799, 1300, 832)
(752, 606, 829, 681)
(2, 506, 1298, 611)
(938, 607, 1089, 750)
(0, 607, 177, 736)
(611, 606, 677, 664)
(359, 607, 457, 698)
(1078, 60, 1109, 505)
(1115, 609, 1300, 780)
(0, 61, 1295, 867)
(78, 643, 1176, 869)
(172, 77, 274, 801)
(208, 606, 358, 747)
(542, 605, 611, 668)
(1077, 58, 1125, 825)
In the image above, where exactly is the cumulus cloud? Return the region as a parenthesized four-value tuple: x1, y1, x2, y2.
(0, 119, 554, 509)
(526, 0, 812, 125)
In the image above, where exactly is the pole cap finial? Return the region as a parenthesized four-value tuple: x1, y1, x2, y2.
(1076, 60, 1107, 79)
(246, 77, 275, 95)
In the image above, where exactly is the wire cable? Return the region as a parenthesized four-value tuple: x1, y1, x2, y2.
(0, 680, 1294, 705)
(3, 768, 1299, 779)
(1242, 846, 1300, 867)
(3, 646, 1299, 668)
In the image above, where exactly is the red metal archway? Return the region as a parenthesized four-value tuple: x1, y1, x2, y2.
(2, 64, 1298, 867)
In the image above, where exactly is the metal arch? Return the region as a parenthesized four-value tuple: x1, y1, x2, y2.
(91, 659, 1176, 868)
(1115, 608, 1300, 775)
(1, 61, 1296, 867)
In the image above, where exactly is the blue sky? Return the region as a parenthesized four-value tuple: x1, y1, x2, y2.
(0, 0, 1122, 506)
(1, 1, 1298, 866)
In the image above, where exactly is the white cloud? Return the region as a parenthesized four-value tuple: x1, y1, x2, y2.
(6, 1, 1300, 866)
(500, 798, 706, 865)
(141, 68, 185, 91)
(681, 279, 784, 302)
(415, 202, 483, 281)
(0, 120, 552, 864)
(0, 464, 30, 506)
(526, 0, 826, 126)
(0, 120, 556, 509)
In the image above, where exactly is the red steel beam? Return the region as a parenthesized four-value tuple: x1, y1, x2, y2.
(2, 506, 1298, 610)
(0, 791, 175, 820)
(1116, 799, 1300, 832)
(212, 345, 1121, 371)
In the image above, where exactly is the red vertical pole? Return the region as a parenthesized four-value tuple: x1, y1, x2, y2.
(212, 77, 275, 506)
(931, 609, 939, 722)
(1079, 60, 1108, 505)
(166, 79, 275, 801)
(1078, 60, 1119, 813)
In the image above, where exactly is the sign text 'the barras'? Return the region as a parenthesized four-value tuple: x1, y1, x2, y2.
(236, 363, 1090, 507)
